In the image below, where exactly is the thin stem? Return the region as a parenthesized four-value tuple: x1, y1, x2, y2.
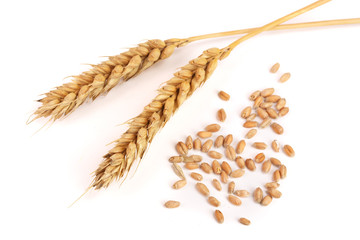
(186, 18, 360, 43)
(227, 0, 331, 52)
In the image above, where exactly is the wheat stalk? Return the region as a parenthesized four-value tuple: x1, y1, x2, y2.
(30, 16, 360, 124)
(88, 0, 331, 191)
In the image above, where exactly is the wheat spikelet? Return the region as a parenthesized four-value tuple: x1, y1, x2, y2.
(29, 38, 188, 123)
(91, 47, 221, 189)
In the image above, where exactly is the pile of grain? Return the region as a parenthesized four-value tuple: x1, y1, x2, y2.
(164, 64, 295, 225)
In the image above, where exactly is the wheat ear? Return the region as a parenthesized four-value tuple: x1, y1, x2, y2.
(28, 38, 188, 123)
(30, 15, 359, 123)
(90, 0, 330, 190)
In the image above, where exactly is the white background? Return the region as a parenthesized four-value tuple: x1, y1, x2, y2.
(1, 0, 360, 239)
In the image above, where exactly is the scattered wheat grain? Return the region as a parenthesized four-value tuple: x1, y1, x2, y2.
(205, 123, 221, 132)
(208, 196, 221, 207)
(262, 160, 271, 173)
(214, 210, 224, 223)
(239, 217, 251, 225)
(270, 63, 280, 73)
(212, 179, 222, 191)
(164, 200, 180, 208)
(200, 162, 212, 174)
(190, 172, 203, 181)
(283, 144, 295, 157)
(173, 179, 187, 189)
(201, 139, 213, 153)
(245, 159, 256, 171)
(279, 72, 291, 83)
(218, 91, 230, 101)
(217, 108, 226, 122)
(196, 182, 210, 196)
(254, 187, 263, 203)
(245, 129, 257, 139)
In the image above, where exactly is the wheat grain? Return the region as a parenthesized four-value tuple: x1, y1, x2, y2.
(253, 96, 264, 109)
(200, 162, 212, 174)
(221, 161, 232, 175)
(164, 200, 180, 208)
(254, 187, 263, 203)
(283, 144, 295, 157)
(208, 196, 221, 207)
(279, 72, 291, 83)
(220, 171, 229, 183)
(212, 160, 222, 175)
(173, 180, 187, 189)
(270, 63, 280, 73)
(230, 169, 245, 178)
(235, 157, 246, 169)
(193, 138, 202, 150)
(228, 181, 235, 194)
(223, 134, 233, 147)
(254, 153, 265, 163)
(212, 179, 222, 191)
(249, 90, 261, 101)
(236, 140, 246, 154)
(261, 195, 273, 206)
(184, 162, 199, 170)
(196, 182, 210, 196)
(169, 156, 183, 163)
(217, 108, 227, 122)
(245, 159, 256, 171)
(270, 157, 282, 167)
(172, 163, 185, 180)
(271, 140, 280, 152)
(241, 106, 252, 118)
(214, 135, 224, 148)
(205, 123, 221, 132)
(266, 95, 281, 103)
(208, 151, 223, 159)
(185, 136, 193, 150)
(190, 172, 203, 181)
(218, 91, 230, 101)
(201, 139, 213, 153)
(225, 146, 236, 161)
(266, 107, 279, 119)
(278, 107, 289, 117)
(234, 190, 250, 198)
(214, 210, 224, 223)
(273, 170, 281, 182)
(183, 155, 202, 163)
(261, 88, 275, 97)
(228, 195, 242, 206)
(239, 218, 251, 225)
(176, 141, 188, 155)
(245, 129, 257, 139)
(267, 188, 282, 198)
(262, 160, 271, 173)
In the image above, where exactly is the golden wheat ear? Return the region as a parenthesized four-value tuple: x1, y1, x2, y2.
(29, 38, 188, 123)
